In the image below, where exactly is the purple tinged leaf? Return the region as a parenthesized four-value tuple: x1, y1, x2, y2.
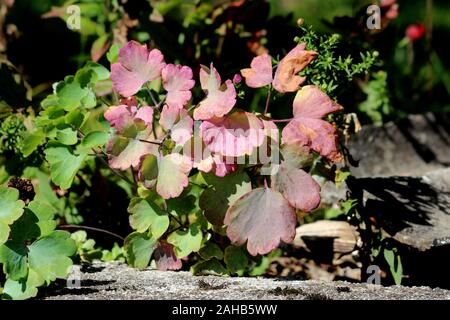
(271, 163, 321, 212)
(193, 63, 236, 120)
(111, 41, 166, 97)
(240, 53, 273, 88)
(224, 188, 297, 256)
(154, 242, 182, 271)
(161, 64, 195, 109)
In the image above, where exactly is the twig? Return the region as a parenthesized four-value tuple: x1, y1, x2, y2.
(58, 224, 124, 241)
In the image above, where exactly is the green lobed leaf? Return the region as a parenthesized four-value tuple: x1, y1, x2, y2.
(0, 241, 28, 281)
(44, 144, 87, 189)
(21, 130, 46, 157)
(2, 269, 44, 300)
(198, 241, 223, 260)
(0, 187, 25, 245)
(56, 127, 78, 145)
(85, 61, 110, 81)
(128, 198, 169, 238)
(27, 230, 77, 284)
(167, 223, 203, 259)
(199, 169, 252, 226)
(191, 258, 228, 276)
(124, 232, 157, 269)
(79, 131, 109, 150)
(224, 245, 249, 274)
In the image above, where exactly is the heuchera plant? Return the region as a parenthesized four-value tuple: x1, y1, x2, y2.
(103, 40, 343, 265)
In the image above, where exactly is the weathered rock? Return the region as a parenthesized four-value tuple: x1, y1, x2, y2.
(293, 221, 358, 254)
(347, 168, 450, 251)
(39, 262, 450, 300)
(348, 113, 450, 178)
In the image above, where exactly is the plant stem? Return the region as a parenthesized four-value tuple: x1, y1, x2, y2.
(138, 139, 162, 145)
(271, 118, 293, 123)
(146, 84, 159, 107)
(264, 86, 272, 115)
(58, 224, 125, 241)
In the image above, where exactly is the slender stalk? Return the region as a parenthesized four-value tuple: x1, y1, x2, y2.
(138, 139, 162, 145)
(58, 224, 124, 241)
(271, 118, 293, 123)
(94, 150, 135, 186)
(146, 85, 159, 107)
(264, 87, 272, 115)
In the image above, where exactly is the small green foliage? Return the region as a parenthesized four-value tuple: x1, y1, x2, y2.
(359, 71, 393, 124)
(296, 25, 378, 98)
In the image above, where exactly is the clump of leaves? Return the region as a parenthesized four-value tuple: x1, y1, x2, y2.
(0, 186, 76, 300)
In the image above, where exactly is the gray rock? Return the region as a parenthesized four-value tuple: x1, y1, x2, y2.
(40, 262, 450, 300)
(348, 113, 450, 178)
(347, 168, 450, 251)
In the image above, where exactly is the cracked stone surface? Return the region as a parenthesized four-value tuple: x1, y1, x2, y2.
(39, 262, 450, 300)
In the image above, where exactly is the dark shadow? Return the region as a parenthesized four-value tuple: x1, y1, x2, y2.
(397, 114, 450, 166)
(346, 175, 449, 236)
(35, 279, 116, 299)
(81, 263, 106, 274)
(301, 236, 336, 265)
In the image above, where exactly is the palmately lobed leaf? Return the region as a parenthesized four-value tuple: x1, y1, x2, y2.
(167, 223, 203, 259)
(193, 63, 236, 120)
(44, 144, 87, 190)
(27, 230, 77, 284)
(128, 197, 169, 238)
(111, 41, 166, 97)
(224, 187, 297, 256)
(124, 232, 157, 269)
(0, 186, 25, 245)
(240, 53, 273, 88)
(153, 241, 182, 271)
(271, 162, 321, 212)
(161, 64, 195, 109)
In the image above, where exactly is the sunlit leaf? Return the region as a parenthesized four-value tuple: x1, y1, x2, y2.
(240, 53, 273, 88)
(272, 44, 317, 93)
(224, 187, 296, 256)
(124, 232, 157, 269)
(128, 197, 169, 238)
(0, 187, 25, 245)
(162, 64, 195, 109)
(111, 41, 166, 97)
(193, 63, 236, 120)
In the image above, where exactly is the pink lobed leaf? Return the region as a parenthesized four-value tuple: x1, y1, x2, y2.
(200, 111, 265, 157)
(193, 63, 236, 120)
(281, 117, 342, 162)
(271, 162, 321, 212)
(160, 104, 193, 146)
(162, 64, 195, 109)
(224, 187, 297, 256)
(240, 53, 273, 88)
(111, 41, 166, 97)
(272, 44, 317, 93)
(292, 85, 343, 119)
(154, 241, 182, 271)
(105, 105, 158, 170)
